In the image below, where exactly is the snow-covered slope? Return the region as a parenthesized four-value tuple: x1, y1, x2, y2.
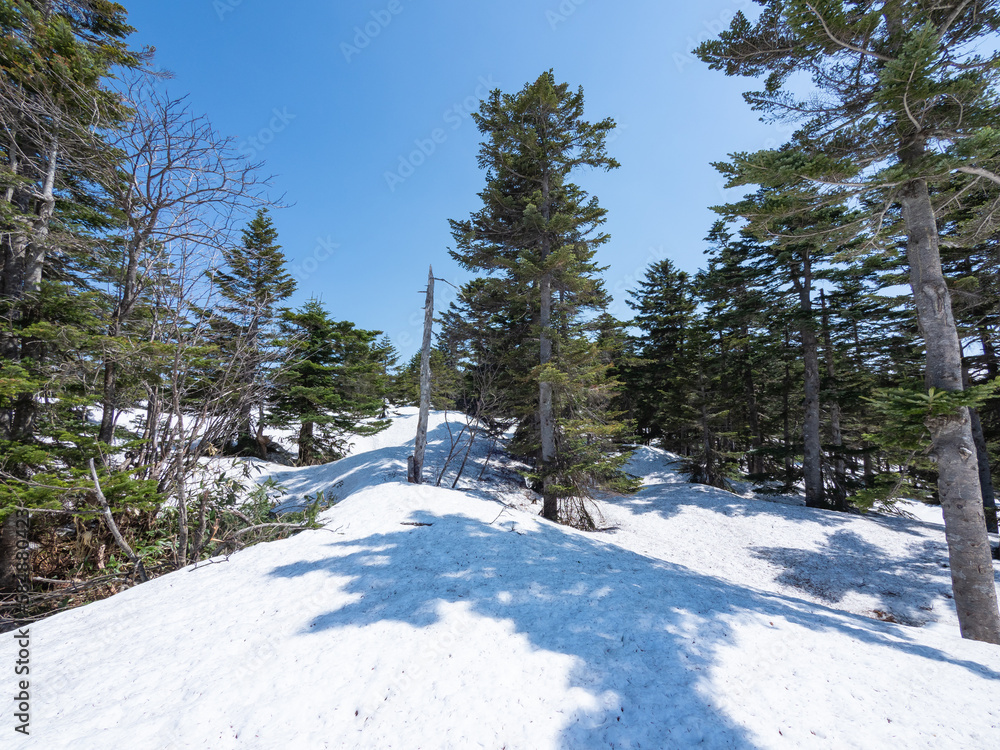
(606, 447, 966, 634)
(5, 411, 1000, 749)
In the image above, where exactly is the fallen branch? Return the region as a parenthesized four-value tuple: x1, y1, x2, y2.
(88, 458, 149, 583)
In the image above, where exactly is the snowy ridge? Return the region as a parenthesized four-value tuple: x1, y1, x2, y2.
(4, 411, 1000, 748)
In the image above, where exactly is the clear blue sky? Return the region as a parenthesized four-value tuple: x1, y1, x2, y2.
(125, 0, 777, 359)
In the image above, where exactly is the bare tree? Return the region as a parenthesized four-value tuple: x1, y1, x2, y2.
(95, 75, 271, 444)
(410, 266, 434, 484)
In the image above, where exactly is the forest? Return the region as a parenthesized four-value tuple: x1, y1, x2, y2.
(3, 0, 1000, 653)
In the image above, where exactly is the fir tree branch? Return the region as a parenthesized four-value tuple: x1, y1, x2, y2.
(802, 2, 892, 62)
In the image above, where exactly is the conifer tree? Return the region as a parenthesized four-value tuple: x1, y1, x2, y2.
(695, 222, 782, 481)
(0, 0, 142, 592)
(622, 259, 696, 450)
(449, 71, 637, 524)
(211, 208, 296, 454)
(272, 300, 389, 465)
(697, 0, 1000, 642)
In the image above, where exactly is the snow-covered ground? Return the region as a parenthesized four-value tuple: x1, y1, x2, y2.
(604, 447, 965, 634)
(4, 409, 999, 748)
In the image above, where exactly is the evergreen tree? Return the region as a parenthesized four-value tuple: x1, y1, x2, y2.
(697, 0, 1000, 641)
(450, 71, 638, 524)
(695, 222, 782, 482)
(211, 208, 296, 454)
(622, 259, 697, 450)
(0, 0, 142, 592)
(372, 334, 400, 412)
(272, 300, 389, 465)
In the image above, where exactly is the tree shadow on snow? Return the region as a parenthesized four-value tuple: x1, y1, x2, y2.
(268, 506, 1000, 748)
(266, 420, 508, 513)
(603, 481, 855, 529)
(750, 529, 993, 626)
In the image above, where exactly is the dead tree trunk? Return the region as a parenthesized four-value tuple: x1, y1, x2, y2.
(410, 266, 434, 484)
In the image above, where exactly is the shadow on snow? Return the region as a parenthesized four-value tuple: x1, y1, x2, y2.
(750, 529, 988, 627)
(268, 503, 999, 748)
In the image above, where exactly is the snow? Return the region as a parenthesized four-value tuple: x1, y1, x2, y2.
(604, 447, 965, 633)
(5, 410, 1000, 748)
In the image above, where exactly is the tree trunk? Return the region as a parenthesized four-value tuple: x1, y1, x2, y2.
(969, 407, 998, 534)
(539, 173, 558, 521)
(98, 359, 118, 444)
(900, 171, 1000, 644)
(298, 420, 315, 466)
(100, 233, 146, 445)
(979, 324, 999, 380)
(821, 291, 847, 510)
(962, 362, 998, 534)
(539, 272, 557, 520)
(793, 257, 824, 508)
(411, 266, 434, 484)
(0, 513, 23, 594)
(782, 326, 794, 489)
(3, 143, 58, 440)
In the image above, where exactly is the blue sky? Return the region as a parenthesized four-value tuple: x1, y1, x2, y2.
(125, 0, 779, 359)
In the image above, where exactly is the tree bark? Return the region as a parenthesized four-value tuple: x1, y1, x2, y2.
(539, 172, 558, 521)
(98, 359, 118, 444)
(901, 172, 1000, 644)
(962, 362, 998, 534)
(821, 291, 847, 510)
(411, 266, 434, 484)
(969, 406, 998, 534)
(298, 420, 315, 466)
(0, 513, 23, 593)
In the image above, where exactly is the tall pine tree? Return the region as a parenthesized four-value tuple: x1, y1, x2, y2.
(449, 71, 637, 525)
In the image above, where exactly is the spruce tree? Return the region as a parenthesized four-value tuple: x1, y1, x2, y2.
(0, 0, 142, 592)
(449, 71, 637, 524)
(212, 208, 296, 454)
(697, 0, 1000, 642)
(622, 259, 697, 450)
(272, 300, 389, 465)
